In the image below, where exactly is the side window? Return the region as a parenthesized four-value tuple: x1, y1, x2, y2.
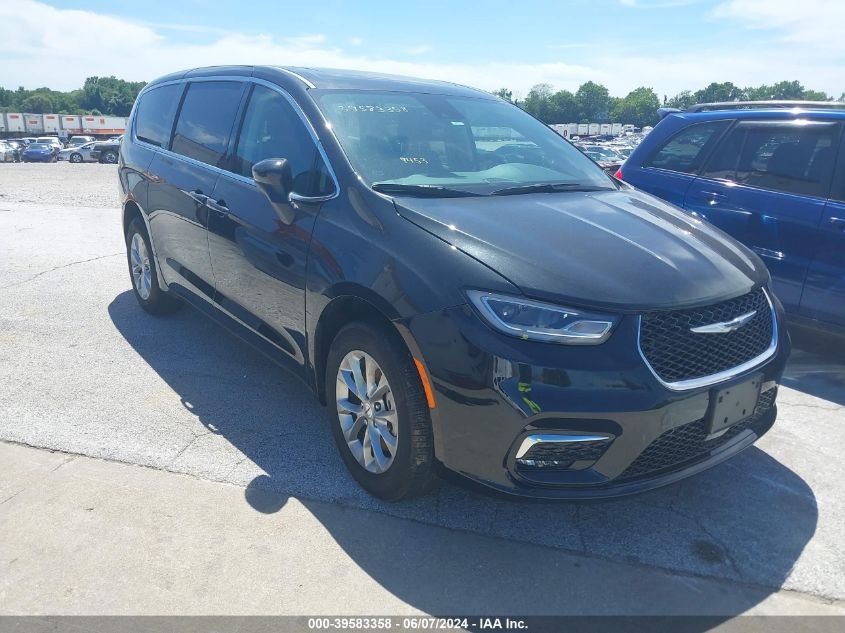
(232, 85, 333, 195)
(134, 84, 182, 148)
(645, 121, 727, 174)
(171, 81, 243, 167)
(832, 135, 845, 203)
(702, 122, 838, 198)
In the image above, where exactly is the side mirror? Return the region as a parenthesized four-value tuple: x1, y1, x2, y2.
(252, 158, 295, 223)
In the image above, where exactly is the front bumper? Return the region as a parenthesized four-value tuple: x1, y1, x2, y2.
(404, 299, 790, 499)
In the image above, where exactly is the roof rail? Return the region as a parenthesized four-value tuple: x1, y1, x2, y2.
(687, 100, 845, 112)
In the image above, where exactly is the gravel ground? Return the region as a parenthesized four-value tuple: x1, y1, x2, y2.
(0, 162, 119, 208)
(1, 167, 844, 609)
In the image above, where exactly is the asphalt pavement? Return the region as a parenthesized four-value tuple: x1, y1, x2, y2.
(1, 164, 844, 616)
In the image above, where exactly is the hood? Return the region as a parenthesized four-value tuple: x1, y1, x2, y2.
(394, 189, 769, 312)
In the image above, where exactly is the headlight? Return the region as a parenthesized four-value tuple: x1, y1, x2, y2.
(467, 290, 617, 345)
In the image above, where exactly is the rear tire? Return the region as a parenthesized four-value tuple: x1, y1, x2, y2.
(125, 217, 182, 315)
(102, 150, 118, 164)
(326, 321, 438, 500)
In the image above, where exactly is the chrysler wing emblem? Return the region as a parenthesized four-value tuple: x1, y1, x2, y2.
(690, 310, 757, 334)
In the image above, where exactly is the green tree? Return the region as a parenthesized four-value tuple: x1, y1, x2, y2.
(693, 82, 743, 104)
(803, 89, 829, 101)
(666, 90, 696, 109)
(523, 83, 556, 122)
(492, 88, 514, 104)
(610, 87, 660, 127)
(549, 89, 579, 123)
(20, 94, 54, 113)
(575, 81, 611, 122)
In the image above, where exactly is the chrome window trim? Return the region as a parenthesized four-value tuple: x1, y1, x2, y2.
(515, 434, 613, 460)
(273, 67, 317, 89)
(637, 287, 778, 392)
(131, 76, 339, 200)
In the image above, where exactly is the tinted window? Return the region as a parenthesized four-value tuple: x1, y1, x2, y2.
(833, 137, 845, 203)
(172, 81, 243, 167)
(232, 85, 330, 195)
(646, 121, 727, 174)
(135, 84, 182, 148)
(702, 122, 838, 198)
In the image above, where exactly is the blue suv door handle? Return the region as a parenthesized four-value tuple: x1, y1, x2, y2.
(829, 217, 845, 231)
(697, 190, 728, 202)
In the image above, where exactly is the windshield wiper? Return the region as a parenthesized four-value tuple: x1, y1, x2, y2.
(371, 183, 483, 198)
(490, 183, 612, 196)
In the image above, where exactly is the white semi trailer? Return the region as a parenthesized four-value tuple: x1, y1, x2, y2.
(23, 114, 44, 134)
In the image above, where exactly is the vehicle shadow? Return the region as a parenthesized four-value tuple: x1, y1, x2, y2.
(108, 291, 818, 617)
(782, 324, 845, 406)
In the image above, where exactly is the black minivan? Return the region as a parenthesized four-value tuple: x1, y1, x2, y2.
(120, 66, 790, 500)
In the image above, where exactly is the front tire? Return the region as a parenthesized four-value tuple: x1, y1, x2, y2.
(125, 217, 182, 315)
(102, 150, 118, 164)
(70, 153, 83, 164)
(326, 321, 438, 500)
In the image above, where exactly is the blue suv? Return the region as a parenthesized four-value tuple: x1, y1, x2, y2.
(619, 102, 845, 335)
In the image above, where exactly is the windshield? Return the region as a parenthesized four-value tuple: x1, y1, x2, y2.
(316, 90, 613, 193)
(29, 144, 49, 150)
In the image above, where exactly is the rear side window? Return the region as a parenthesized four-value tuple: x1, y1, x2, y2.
(645, 121, 727, 174)
(701, 122, 838, 198)
(172, 81, 244, 167)
(134, 84, 182, 148)
(232, 85, 333, 195)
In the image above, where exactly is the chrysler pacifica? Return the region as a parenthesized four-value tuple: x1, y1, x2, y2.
(119, 66, 790, 500)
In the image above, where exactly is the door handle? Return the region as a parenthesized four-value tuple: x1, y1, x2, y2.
(697, 190, 728, 202)
(184, 188, 208, 205)
(829, 217, 845, 231)
(206, 198, 229, 217)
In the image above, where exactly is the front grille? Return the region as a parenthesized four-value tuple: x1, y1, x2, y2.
(617, 387, 776, 482)
(639, 288, 774, 385)
(516, 439, 610, 471)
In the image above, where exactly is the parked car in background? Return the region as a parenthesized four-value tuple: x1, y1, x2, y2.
(6, 140, 24, 161)
(619, 101, 845, 336)
(67, 135, 96, 147)
(21, 142, 56, 162)
(0, 141, 16, 162)
(35, 136, 63, 155)
(19, 137, 37, 146)
(579, 144, 624, 173)
(57, 141, 98, 163)
(89, 139, 120, 163)
(120, 66, 788, 501)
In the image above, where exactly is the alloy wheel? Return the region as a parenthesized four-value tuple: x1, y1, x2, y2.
(130, 233, 152, 300)
(335, 350, 399, 474)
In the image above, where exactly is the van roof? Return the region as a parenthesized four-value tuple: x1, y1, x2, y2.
(146, 65, 495, 100)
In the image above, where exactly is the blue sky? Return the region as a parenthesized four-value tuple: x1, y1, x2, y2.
(2, 0, 843, 98)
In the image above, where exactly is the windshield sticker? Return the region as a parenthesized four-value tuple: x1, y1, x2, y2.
(336, 104, 409, 113)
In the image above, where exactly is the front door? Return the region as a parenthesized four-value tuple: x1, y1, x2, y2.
(207, 83, 335, 374)
(801, 135, 845, 327)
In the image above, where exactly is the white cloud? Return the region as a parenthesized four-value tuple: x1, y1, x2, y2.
(0, 0, 842, 100)
(712, 0, 845, 52)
